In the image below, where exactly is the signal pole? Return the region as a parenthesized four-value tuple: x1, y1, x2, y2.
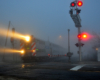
(78, 27, 81, 61)
(76, 0, 82, 61)
(69, 0, 83, 61)
(75, 0, 81, 61)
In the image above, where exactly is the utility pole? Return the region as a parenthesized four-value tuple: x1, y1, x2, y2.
(12, 28, 15, 61)
(67, 29, 73, 62)
(68, 29, 70, 62)
(3, 21, 10, 61)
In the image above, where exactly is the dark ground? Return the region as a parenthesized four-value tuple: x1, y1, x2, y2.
(0, 56, 100, 80)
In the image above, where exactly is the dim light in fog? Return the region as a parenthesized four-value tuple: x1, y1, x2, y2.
(96, 48, 98, 51)
(21, 64, 25, 68)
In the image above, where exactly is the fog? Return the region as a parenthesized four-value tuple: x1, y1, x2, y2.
(0, 0, 100, 61)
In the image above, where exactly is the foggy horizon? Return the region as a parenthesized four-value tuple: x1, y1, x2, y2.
(0, 0, 100, 57)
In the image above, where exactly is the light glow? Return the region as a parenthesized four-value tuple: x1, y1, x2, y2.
(96, 48, 98, 51)
(59, 35, 62, 38)
(33, 50, 36, 52)
(71, 2, 75, 7)
(77, 34, 81, 38)
(82, 34, 87, 38)
(21, 64, 25, 68)
(20, 50, 25, 54)
(0, 28, 30, 41)
(81, 32, 91, 41)
(0, 48, 24, 53)
(25, 36, 30, 42)
(77, 1, 83, 7)
(0, 28, 31, 42)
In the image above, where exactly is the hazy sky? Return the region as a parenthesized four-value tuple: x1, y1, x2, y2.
(0, 0, 100, 56)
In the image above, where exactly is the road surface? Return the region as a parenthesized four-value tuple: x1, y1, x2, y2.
(0, 57, 100, 80)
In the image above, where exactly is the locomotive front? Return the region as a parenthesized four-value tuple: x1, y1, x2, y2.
(20, 35, 36, 61)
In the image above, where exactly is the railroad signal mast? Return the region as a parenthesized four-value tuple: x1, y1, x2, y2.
(70, 0, 83, 61)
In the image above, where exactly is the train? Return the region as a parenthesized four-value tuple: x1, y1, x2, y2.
(19, 35, 67, 62)
(1, 35, 67, 62)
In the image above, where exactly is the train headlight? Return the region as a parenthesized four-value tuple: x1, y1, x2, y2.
(25, 36, 30, 42)
(21, 50, 25, 54)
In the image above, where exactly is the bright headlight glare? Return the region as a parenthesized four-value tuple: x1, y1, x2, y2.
(25, 36, 30, 42)
(21, 50, 24, 54)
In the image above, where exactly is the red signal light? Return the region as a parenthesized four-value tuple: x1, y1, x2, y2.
(70, 2, 76, 7)
(82, 34, 87, 38)
(77, 34, 81, 39)
(77, 1, 83, 7)
(77, 32, 90, 41)
(81, 33, 89, 40)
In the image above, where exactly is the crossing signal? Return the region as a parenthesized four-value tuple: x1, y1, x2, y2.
(77, 34, 81, 39)
(70, 2, 76, 7)
(75, 43, 79, 47)
(75, 43, 84, 47)
(77, 33, 88, 40)
(77, 1, 83, 7)
(81, 43, 84, 47)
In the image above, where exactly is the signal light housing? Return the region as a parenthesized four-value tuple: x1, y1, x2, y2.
(77, 1, 83, 7)
(70, 2, 76, 7)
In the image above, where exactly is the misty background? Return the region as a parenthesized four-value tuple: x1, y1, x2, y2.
(0, 0, 99, 59)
